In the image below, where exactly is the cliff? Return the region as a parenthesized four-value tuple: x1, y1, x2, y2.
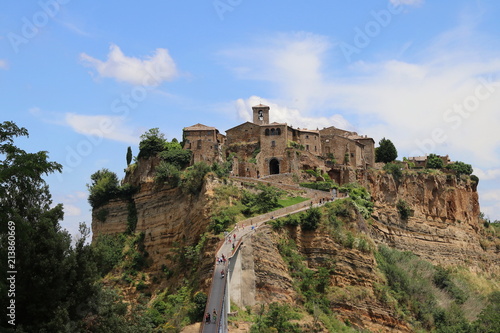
(363, 170, 499, 273)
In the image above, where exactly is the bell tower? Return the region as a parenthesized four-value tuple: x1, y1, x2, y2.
(252, 104, 270, 125)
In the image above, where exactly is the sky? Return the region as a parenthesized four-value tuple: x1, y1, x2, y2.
(1, 0, 500, 237)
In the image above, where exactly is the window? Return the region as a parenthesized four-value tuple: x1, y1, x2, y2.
(197, 140, 202, 149)
(315, 146, 317, 152)
(265, 129, 270, 136)
(271, 140, 276, 147)
(276, 128, 281, 135)
(306, 145, 309, 151)
(306, 135, 309, 139)
(271, 128, 276, 135)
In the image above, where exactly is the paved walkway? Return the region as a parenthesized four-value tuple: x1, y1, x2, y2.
(200, 193, 341, 332)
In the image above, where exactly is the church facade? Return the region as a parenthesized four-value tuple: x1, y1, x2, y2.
(182, 104, 375, 180)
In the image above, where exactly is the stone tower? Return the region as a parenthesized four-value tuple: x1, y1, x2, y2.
(252, 104, 270, 125)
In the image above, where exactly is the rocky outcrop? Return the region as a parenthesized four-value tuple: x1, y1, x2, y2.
(245, 225, 411, 332)
(364, 171, 499, 273)
(92, 176, 220, 273)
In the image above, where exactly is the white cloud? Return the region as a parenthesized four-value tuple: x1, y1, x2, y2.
(389, 0, 424, 6)
(80, 44, 178, 86)
(234, 96, 355, 132)
(474, 168, 500, 181)
(222, 29, 500, 168)
(65, 113, 140, 144)
(481, 189, 500, 202)
(0, 59, 8, 69)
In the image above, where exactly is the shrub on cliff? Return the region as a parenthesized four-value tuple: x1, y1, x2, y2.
(446, 161, 473, 177)
(427, 154, 444, 169)
(138, 128, 167, 159)
(181, 162, 211, 194)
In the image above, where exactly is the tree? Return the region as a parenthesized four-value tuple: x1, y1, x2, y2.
(0, 121, 99, 331)
(375, 137, 398, 163)
(137, 128, 167, 159)
(427, 154, 444, 169)
(126, 146, 133, 166)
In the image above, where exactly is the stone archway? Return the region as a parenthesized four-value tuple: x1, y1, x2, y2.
(269, 158, 280, 175)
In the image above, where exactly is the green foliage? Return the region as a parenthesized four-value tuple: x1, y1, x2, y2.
(339, 183, 374, 219)
(242, 184, 284, 215)
(250, 303, 301, 333)
(93, 234, 126, 276)
(288, 140, 305, 150)
(472, 291, 500, 332)
(427, 153, 444, 169)
(181, 162, 211, 194)
(446, 161, 473, 176)
(127, 201, 138, 233)
(209, 209, 236, 234)
(383, 162, 403, 182)
(375, 137, 398, 163)
(87, 169, 138, 208)
(126, 146, 133, 166)
(375, 245, 477, 331)
(138, 128, 167, 159)
(155, 161, 181, 186)
(470, 174, 479, 185)
(299, 181, 334, 191)
(87, 168, 120, 207)
(211, 158, 233, 178)
(396, 199, 412, 221)
(96, 208, 109, 222)
(433, 266, 468, 304)
(145, 286, 204, 329)
(300, 207, 322, 231)
(158, 148, 192, 170)
(0, 122, 105, 331)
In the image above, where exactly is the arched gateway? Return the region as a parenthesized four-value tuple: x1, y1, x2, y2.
(269, 158, 280, 175)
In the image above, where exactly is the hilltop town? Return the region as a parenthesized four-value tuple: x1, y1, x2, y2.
(183, 104, 375, 184)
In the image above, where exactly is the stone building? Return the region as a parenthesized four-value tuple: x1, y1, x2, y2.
(183, 104, 375, 180)
(182, 123, 225, 164)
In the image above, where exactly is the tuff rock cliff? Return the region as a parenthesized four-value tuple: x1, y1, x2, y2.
(91, 163, 499, 332)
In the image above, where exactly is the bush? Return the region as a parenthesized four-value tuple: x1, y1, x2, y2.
(446, 161, 473, 176)
(93, 234, 126, 276)
(137, 128, 167, 159)
(158, 149, 192, 169)
(300, 181, 334, 191)
(383, 162, 403, 182)
(397, 199, 412, 220)
(87, 168, 120, 208)
(427, 154, 444, 169)
(300, 207, 322, 231)
(155, 161, 181, 186)
(182, 162, 211, 194)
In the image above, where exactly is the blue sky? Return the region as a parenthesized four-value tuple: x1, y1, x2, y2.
(2, 0, 500, 236)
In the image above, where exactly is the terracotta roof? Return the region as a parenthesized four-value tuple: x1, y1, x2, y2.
(183, 123, 217, 131)
(252, 104, 270, 108)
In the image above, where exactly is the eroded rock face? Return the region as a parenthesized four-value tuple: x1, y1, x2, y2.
(248, 225, 411, 332)
(92, 177, 218, 272)
(363, 171, 499, 273)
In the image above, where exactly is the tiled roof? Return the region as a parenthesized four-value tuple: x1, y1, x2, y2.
(184, 123, 217, 131)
